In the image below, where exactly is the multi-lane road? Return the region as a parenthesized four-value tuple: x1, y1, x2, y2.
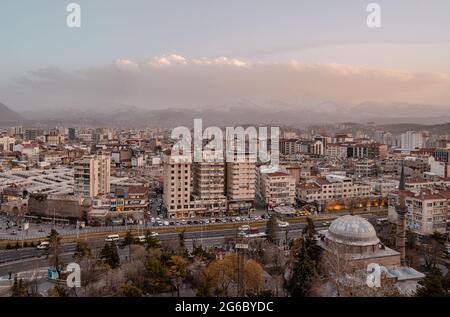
(0, 214, 384, 277)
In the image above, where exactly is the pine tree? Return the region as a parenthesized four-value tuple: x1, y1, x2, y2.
(416, 268, 449, 297)
(11, 277, 28, 297)
(100, 242, 120, 269)
(124, 230, 134, 246)
(265, 216, 278, 243)
(287, 237, 315, 297)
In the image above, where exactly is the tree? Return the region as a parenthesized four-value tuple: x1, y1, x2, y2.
(416, 267, 449, 297)
(11, 277, 28, 297)
(47, 229, 63, 276)
(204, 254, 236, 296)
(100, 242, 120, 269)
(73, 240, 91, 262)
(123, 230, 134, 246)
(243, 259, 264, 295)
(143, 255, 172, 294)
(120, 282, 143, 297)
(287, 236, 316, 296)
(420, 231, 447, 270)
(47, 284, 68, 297)
(265, 216, 278, 244)
(168, 255, 188, 297)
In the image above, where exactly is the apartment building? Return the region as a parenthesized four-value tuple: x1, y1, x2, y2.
(163, 151, 194, 218)
(297, 174, 371, 205)
(226, 152, 256, 213)
(192, 159, 227, 216)
(258, 166, 295, 208)
(0, 136, 15, 153)
(388, 189, 449, 235)
(74, 154, 111, 198)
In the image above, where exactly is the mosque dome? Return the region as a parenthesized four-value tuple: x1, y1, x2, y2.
(326, 215, 380, 247)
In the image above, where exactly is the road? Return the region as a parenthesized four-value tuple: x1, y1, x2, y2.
(0, 214, 384, 277)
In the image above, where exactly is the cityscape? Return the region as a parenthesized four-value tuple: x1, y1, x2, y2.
(0, 0, 450, 303)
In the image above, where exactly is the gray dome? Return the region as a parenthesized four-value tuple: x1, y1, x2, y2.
(326, 215, 380, 246)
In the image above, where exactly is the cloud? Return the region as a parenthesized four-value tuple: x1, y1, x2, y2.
(5, 55, 450, 111)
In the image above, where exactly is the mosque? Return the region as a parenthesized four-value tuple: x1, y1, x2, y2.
(316, 162, 424, 295)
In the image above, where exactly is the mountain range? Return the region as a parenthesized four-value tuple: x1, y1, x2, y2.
(0, 102, 25, 125)
(3, 100, 450, 129)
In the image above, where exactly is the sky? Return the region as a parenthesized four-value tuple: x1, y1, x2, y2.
(1, 0, 450, 112)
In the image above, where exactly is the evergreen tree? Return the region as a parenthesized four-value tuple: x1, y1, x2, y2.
(100, 242, 120, 269)
(265, 216, 278, 243)
(123, 230, 134, 246)
(11, 277, 28, 297)
(416, 268, 449, 297)
(286, 237, 316, 297)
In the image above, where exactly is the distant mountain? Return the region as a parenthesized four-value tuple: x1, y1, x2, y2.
(0, 102, 25, 124)
(17, 100, 450, 128)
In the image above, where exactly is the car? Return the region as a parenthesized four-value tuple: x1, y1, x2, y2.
(36, 241, 50, 249)
(150, 232, 159, 237)
(235, 217, 241, 221)
(204, 219, 210, 224)
(193, 220, 199, 225)
(163, 221, 170, 226)
(187, 221, 192, 225)
(136, 235, 146, 243)
(105, 234, 120, 242)
(277, 221, 290, 228)
(323, 221, 331, 227)
(169, 221, 175, 226)
(238, 225, 251, 232)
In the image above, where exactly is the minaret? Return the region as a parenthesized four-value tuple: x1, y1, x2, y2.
(395, 160, 407, 265)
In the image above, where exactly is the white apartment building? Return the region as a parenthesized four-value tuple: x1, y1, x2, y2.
(74, 154, 111, 198)
(388, 190, 449, 235)
(401, 131, 423, 151)
(258, 166, 295, 208)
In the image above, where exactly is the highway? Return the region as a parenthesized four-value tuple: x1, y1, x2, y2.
(0, 214, 383, 277)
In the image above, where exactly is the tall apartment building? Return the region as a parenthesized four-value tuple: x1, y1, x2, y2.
(192, 159, 227, 216)
(163, 151, 193, 218)
(401, 131, 423, 151)
(74, 154, 111, 198)
(225, 152, 256, 213)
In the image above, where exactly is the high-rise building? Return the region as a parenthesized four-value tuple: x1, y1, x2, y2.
(74, 154, 111, 198)
(192, 158, 227, 216)
(163, 151, 193, 218)
(401, 131, 423, 151)
(225, 152, 256, 213)
(68, 128, 76, 140)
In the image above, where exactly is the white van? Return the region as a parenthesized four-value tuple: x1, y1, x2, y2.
(105, 234, 120, 242)
(36, 241, 50, 250)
